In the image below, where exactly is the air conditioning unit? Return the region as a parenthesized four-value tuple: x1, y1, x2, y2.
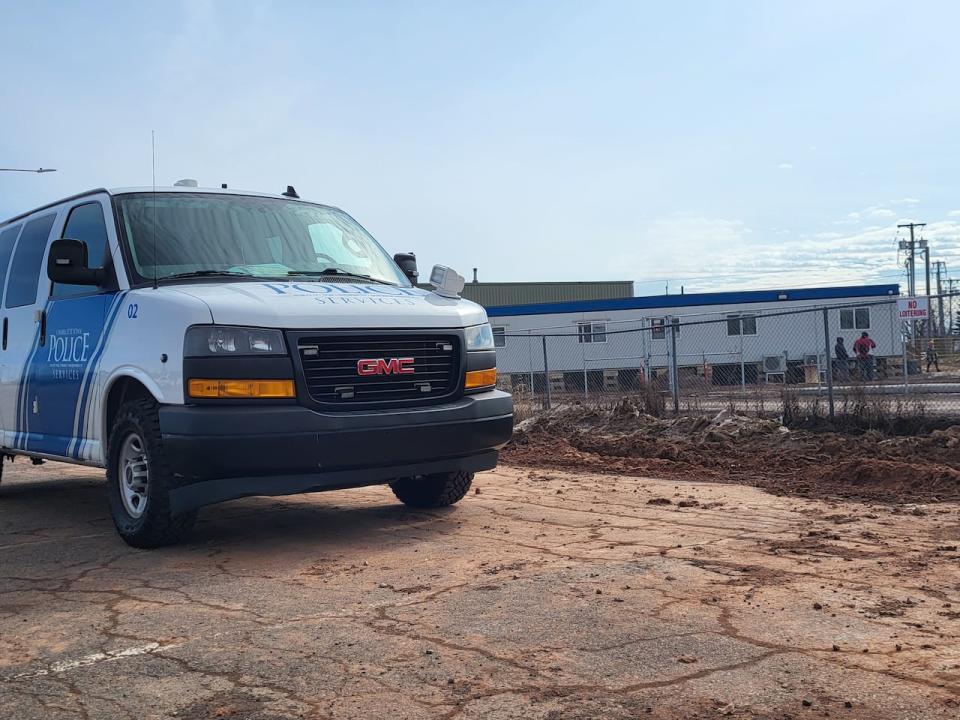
(602, 369, 619, 391)
(803, 354, 819, 367)
(763, 355, 786, 373)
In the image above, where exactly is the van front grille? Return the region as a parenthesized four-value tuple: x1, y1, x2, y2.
(296, 333, 461, 406)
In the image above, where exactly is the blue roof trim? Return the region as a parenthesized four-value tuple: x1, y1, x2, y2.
(486, 284, 900, 317)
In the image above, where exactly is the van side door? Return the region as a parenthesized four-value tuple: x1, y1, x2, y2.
(20, 199, 118, 459)
(0, 222, 25, 445)
(0, 212, 60, 451)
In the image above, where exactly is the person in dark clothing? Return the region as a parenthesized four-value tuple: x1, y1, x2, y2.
(852, 332, 877, 380)
(834, 337, 850, 381)
(926, 339, 941, 372)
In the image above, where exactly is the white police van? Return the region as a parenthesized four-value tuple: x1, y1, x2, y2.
(0, 185, 512, 547)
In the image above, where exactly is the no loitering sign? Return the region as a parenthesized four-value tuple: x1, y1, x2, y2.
(897, 296, 929, 320)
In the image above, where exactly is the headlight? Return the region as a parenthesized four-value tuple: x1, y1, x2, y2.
(185, 326, 288, 357)
(464, 323, 495, 352)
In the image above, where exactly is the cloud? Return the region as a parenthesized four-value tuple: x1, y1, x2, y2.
(609, 214, 960, 294)
(894, 197, 920, 205)
(948, 210, 960, 217)
(835, 204, 898, 226)
(777, 163, 793, 170)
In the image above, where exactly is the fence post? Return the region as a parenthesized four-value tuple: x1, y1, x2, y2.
(668, 316, 680, 414)
(542, 335, 552, 410)
(739, 330, 746, 396)
(821, 308, 835, 421)
(527, 331, 535, 403)
(642, 322, 650, 385)
(902, 323, 910, 396)
(582, 340, 588, 400)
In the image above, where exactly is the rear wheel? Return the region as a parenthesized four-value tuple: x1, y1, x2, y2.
(106, 399, 196, 548)
(390, 470, 473, 508)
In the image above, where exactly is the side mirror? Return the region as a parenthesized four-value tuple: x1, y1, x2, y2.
(393, 252, 419, 283)
(47, 239, 104, 286)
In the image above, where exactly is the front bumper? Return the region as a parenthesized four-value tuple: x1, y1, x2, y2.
(159, 390, 513, 513)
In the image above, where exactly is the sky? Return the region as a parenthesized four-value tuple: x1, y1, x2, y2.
(1, 0, 959, 295)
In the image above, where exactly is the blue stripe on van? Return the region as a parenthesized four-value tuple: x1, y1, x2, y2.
(72, 291, 127, 459)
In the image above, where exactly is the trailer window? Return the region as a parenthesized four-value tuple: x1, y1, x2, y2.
(840, 307, 870, 330)
(726, 313, 757, 336)
(578, 321, 606, 343)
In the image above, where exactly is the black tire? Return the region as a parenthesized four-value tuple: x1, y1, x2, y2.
(390, 470, 473, 508)
(106, 399, 196, 548)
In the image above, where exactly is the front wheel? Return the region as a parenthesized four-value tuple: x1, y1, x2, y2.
(390, 470, 473, 508)
(106, 399, 196, 548)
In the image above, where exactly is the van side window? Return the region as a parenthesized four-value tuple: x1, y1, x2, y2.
(4, 214, 57, 309)
(52, 203, 109, 299)
(0, 224, 22, 300)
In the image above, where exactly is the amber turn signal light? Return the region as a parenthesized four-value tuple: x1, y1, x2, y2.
(464, 367, 497, 390)
(188, 379, 295, 399)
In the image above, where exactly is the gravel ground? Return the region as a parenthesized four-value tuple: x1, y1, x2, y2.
(1, 460, 958, 719)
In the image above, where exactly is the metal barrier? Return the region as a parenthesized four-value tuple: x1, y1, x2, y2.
(496, 293, 960, 421)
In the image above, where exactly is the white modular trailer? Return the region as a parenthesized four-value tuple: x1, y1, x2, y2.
(487, 285, 902, 377)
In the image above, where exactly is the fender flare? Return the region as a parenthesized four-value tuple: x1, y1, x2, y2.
(98, 367, 167, 440)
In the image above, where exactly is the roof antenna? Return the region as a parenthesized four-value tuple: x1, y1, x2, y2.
(151, 130, 158, 290)
(282, 185, 300, 199)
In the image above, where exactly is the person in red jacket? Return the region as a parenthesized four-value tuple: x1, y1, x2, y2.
(852, 332, 877, 380)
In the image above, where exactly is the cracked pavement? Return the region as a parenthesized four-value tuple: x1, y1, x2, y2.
(1, 461, 958, 719)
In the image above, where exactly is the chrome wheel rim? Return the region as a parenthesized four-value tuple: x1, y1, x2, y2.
(118, 433, 149, 518)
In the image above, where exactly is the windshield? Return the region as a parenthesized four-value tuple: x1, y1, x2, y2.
(115, 193, 409, 286)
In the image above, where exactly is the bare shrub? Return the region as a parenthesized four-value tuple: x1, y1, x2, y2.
(782, 383, 940, 435)
(637, 379, 667, 418)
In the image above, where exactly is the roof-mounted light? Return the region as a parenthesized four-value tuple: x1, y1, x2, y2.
(429, 265, 465, 299)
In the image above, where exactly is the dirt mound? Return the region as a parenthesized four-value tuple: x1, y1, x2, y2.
(504, 404, 960, 503)
(815, 459, 960, 498)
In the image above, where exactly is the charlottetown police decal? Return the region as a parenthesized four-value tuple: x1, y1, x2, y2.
(46, 328, 91, 380)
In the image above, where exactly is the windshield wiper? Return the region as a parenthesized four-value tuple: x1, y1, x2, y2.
(286, 268, 396, 286)
(158, 270, 254, 282)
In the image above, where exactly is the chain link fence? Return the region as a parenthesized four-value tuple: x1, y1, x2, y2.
(495, 293, 960, 425)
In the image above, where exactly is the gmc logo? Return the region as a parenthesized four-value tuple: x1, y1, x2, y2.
(357, 357, 415, 376)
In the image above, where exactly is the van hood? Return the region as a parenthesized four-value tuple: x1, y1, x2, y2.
(167, 281, 487, 329)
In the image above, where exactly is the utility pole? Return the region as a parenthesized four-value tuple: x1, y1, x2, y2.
(898, 222, 926, 343)
(923, 243, 932, 341)
(934, 261, 947, 336)
(949, 278, 958, 335)
(898, 222, 924, 297)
